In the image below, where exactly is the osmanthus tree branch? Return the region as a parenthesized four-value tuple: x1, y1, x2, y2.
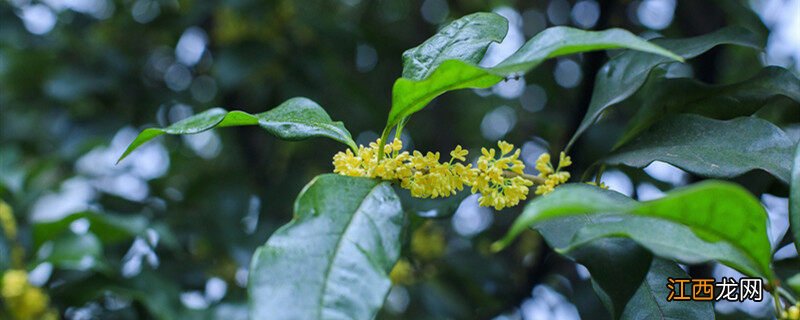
(503, 171, 547, 185)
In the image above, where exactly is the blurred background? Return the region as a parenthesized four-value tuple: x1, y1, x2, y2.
(1, 0, 798, 319)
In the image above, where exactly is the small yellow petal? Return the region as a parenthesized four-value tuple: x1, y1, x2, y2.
(497, 141, 514, 155)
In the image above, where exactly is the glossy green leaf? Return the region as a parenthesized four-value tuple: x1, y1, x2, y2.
(387, 26, 683, 128)
(620, 258, 713, 320)
(490, 27, 682, 75)
(33, 211, 148, 247)
(164, 107, 228, 134)
(567, 27, 762, 149)
(117, 97, 356, 163)
(494, 182, 775, 281)
(560, 215, 762, 279)
(401, 12, 508, 81)
(605, 115, 795, 183)
(791, 143, 800, 253)
(389, 61, 503, 128)
(617, 66, 800, 147)
(565, 237, 653, 318)
(537, 216, 715, 318)
(117, 128, 165, 163)
(248, 174, 403, 319)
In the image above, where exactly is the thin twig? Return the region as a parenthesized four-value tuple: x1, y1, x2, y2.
(503, 171, 546, 184)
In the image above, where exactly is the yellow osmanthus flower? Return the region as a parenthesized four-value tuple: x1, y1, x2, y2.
(449, 145, 468, 162)
(781, 304, 800, 320)
(470, 142, 533, 210)
(334, 139, 470, 199)
(389, 259, 415, 285)
(586, 181, 609, 189)
(0, 200, 17, 239)
(333, 139, 570, 210)
(534, 151, 572, 195)
(2, 269, 27, 298)
(410, 221, 446, 261)
(2, 269, 57, 320)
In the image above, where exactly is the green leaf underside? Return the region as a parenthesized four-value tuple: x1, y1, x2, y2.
(388, 26, 683, 128)
(605, 115, 795, 183)
(617, 66, 800, 148)
(620, 258, 713, 320)
(495, 182, 775, 281)
(536, 217, 713, 318)
(565, 238, 653, 318)
(567, 26, 763, 149)
(248, 174, 403, 320)
(791, 143, 800, 253)
(560, 215, 762, 279)
(117, 97, 356, 163)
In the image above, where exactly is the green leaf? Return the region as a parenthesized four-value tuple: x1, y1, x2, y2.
(33, 211, 148, 247)
(248, 174, 403, 319)
(494, 181, 775, 281)
(617, 66, 800, 148)
(791, 142, 800, 253)
(604, 115, 795, 183)
(537, 217, 713, 318)
(37, 232, 106, 271)
(565, 237, 653, 318)
(387, 26, 683, 128)
(59, 271, 183, 320)
(490, 27, 683, 75)
(567, 26, 762, 149)
(390, 12, 508, 129)
(117, 97, 356, 163)
(788, 273, 800, 295)
(256, 98, 355, 146)
(560, 215, 762, 279)
(401, 12, 508, 81)
(389, 60, 503, 128)
(164, 107, 229, 134)
(117, 128, 165, 163)
(620, 258, 714, 320)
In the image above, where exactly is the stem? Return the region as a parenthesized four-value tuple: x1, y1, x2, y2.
(778, 286, 798, 304)
(594, 164, 607, 185)
(392, 119, 407, 158)
(377, 126, 392, 161)
(773, 288, 785, 316)
(347, 141, 358, 153)
(503, 171, 546, 184)
(580, 161, 600, 181)
(394, 118, 407, 141)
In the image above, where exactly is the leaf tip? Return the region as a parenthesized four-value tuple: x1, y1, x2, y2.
(490, 241, 506, 253)
(115, 149, 132, 165)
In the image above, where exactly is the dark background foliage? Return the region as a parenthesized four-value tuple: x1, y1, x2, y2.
(1, 0, 796, 319)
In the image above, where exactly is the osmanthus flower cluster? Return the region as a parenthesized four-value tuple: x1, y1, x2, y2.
(0, 202, 58, 320)
(533, 151, 573, 195)
(332, 139, 572, 210)
(1, 270, 57, 320)
(781, 304, 800, 320)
